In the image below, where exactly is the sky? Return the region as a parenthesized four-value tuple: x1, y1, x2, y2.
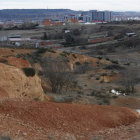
(0, 0, 140, 12)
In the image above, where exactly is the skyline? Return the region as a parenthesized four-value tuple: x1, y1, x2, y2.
(0, 0, 140, 12)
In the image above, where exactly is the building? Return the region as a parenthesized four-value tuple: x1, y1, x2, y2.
(42, 19, 65, 26)
(64, 14, 83, 21)
(81, 10, 111, 22)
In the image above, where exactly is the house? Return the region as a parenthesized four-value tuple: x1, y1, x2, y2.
(126, 33, 136, 37)
(0, 36, 8, 42)
(9, 38, 30, 42)
(35, 40, 62, 48)
(88, 37, 114, 43)
(8, 35, 21, 38)
(42, 19, 52, 26)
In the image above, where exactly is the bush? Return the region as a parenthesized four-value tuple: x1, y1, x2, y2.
(37, 47, 47, 53)
(103, 99, 110, 105)
(65, 33, 76, 44)
(34, 98, 40, 101)
(60, 53, 67, 57)
(72, 54, 77, 58)
(97, 56, 102, 60)
(111, 60, 118, 64)
(105, 64, 124, 70)
(22, 68, 36, 77)
(96, 77, 100, 80)
(0, 136, 11, 140)
(0, 59, 8, 64)
(106, 58, 109, 61)
(112, 96, 118, 99)
(79, 45, 87, 50)
(75, 62, 81, 65)
(74, 64, 93, 74)
(72, 28, 81, 36)
(101, 73, 107, 76)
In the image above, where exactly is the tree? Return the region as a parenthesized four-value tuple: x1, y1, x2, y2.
(41, 56, 75, 94)
(74, 63, 93, 74)
(72, 28, 81, 36)
(107, 31, 114, 37)
(65, 33, 75, 44)
(43, 32, 48, 40)
(118, 67, 139, 93)
(22, 18, 35, 29)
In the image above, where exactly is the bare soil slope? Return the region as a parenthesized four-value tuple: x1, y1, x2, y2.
(0, 98, 139, 139)
(0, 62, 50, 101)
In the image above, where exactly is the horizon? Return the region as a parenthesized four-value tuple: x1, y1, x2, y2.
(0, 0, 140, 12)
(0, 9, 140, 13)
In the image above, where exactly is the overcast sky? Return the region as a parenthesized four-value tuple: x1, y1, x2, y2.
(0, 0, 140, 11)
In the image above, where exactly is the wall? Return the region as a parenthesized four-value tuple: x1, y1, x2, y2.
(88, 36, 114, 43)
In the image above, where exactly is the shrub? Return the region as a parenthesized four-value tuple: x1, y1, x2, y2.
(96, 77, 100, 80)
(85, 62, 89, 65)
(72, 28, 81, 36)
(101, 73, 107, 76)
(124, 63, 130, 65)
(0, 136, 11, 140)
(112, 96, 118, 99)
(79, 45, 87, 50)
(106, 58, 109, 61)
(0, 59, 8, 64)
(111, 60, 118, 64)
(22, 68, 36, 77)
(49, 49, 56, 53)
(72, 54, 77, 58)
(97, 56, 102, 60)
(74, 64, 93, 74)
(37, 48, 47, 53)
(65, 33, 76, 44)
(105, 64, 124, 70)
(34, 98, 40, 101)
(97, 51, 104, 55)
(103, 99, 110, 105)
(60, 53, 67, 57)
(75, 62, 81, 65)
(90, 74, 94, 77)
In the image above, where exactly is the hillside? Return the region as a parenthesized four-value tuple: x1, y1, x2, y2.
(0, 98, 139, 140)
(0, 9, 77, 20)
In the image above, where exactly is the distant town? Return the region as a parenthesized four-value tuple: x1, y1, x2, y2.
(0, 9, 140, 29)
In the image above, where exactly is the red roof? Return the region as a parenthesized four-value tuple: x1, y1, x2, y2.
(71, 19, 78, 22)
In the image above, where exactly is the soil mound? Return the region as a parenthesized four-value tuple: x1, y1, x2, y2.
(4, 57, 31, 68)
(0, 63, 49, 101)
(0, 98, 138, 135)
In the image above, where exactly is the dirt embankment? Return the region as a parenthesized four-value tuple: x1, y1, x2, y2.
(0, 58, 51, 102)
(0, 98, 139, 139)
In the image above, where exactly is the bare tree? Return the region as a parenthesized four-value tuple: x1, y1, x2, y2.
(42, 56, 75, 94)
(118, 67, 139, 93)
(74, 63, 93, 74)
(22, 18, 35, 29)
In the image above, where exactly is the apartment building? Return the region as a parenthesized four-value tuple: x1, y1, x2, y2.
(82, 10, 111, 22)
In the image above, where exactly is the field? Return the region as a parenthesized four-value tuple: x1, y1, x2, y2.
(0, 22, 140, 139)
